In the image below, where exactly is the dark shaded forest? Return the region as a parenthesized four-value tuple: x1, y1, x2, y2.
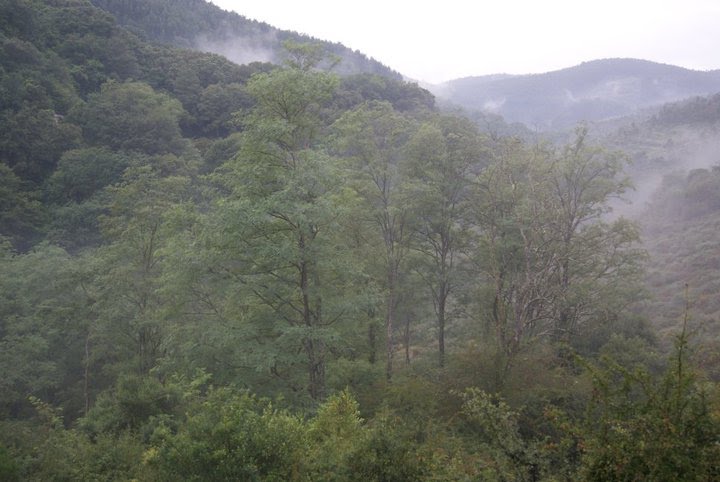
(1, 1, 719, 480)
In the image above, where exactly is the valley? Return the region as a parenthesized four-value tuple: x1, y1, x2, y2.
(0, 1, 718, 480)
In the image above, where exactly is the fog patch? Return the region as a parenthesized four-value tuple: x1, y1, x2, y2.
(482, 97, 506, 113)
(609, 171, 664, 219)
(564, 89, 578, 104)
(616, 125, 720, 219)
(425, 81, 452, 98)
(595, 77, 641, 99)
(194, 32, 277, 65)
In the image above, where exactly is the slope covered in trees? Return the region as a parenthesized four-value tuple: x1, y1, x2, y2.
(641, 167, 720, 365)
(1, 1, 719, 480)
(90, 0, 402, 79)
(593, 90, 720, 378)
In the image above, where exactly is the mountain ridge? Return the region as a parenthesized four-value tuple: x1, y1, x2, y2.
(432, 58, 720, 130)
(85, 2, 720, 134)
(89, 0, 402, 80)
(450, 58, 719, 83)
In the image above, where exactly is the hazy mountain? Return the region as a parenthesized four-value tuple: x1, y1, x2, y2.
(89, 0, 402, 79)
(604, 92, 720, 179)
(433, 59, 720, 130)
(579, 91, 720, 225)
(589, 92, 720, 350)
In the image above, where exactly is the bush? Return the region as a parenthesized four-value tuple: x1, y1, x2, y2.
(149, 388, 306, 481)
(580, 329, 720, 480)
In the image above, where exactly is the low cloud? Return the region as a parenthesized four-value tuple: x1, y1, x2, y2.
(194, 32, 278, 65)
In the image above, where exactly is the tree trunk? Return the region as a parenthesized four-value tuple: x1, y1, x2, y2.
(385, 288, 394, 380)
(305, 338, 325, 400)
(438, 290, 446, 368)
(84, 331, 91, 416)
(385, 265, 397, 380)
(404, 313, 411, 365)
(300, 232, 325, 399)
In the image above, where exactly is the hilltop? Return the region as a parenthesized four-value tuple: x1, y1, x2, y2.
(89, 0, 402, 79)
(433, 58, 720, 129)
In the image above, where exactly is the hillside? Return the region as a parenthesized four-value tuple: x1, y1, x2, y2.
(599, 93, 720, 212)
(89, 0, 402, 79)
(434, 58, 720, 130)
(592, 93, 720, 357)
(2, 2, 720, 480)
(641, 167, 720, 375)
(0, 0, 433, 251)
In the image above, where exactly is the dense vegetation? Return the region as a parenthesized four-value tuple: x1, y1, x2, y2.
(89, 0, 402, 79)
(1, 1, 719, 480)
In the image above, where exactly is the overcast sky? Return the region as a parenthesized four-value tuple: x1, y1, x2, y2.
(210, 0, 720, 84)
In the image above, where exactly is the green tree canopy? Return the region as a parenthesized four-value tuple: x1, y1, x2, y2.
(73, 80, 186, 155)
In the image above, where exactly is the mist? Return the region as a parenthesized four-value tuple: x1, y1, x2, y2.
(194, 32, 278, 65)
(620, 124, 720, 218)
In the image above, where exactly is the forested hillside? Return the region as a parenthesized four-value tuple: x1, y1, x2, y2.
(89, 0, 402, 79)
(1, 1, 719, 480)
(600, 93, 720, 365)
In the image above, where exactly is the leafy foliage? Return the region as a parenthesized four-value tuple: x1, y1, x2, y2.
(149, 388, 307, 481)
(1, 1, 718, 481)
(580, 328, 720, 480)
(73, 81, 187, 155)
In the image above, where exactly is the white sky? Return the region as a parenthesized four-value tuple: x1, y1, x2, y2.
(210, 0, 720, 84)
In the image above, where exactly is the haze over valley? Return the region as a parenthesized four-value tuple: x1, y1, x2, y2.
(1, 1, 719, 479)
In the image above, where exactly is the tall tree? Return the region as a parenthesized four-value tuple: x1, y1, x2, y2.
(405, 115, 486, 367)
(205, 50, 365, 400)
(332, 101, 414, 378)
(92, 162, 193, 377)
(473, 130, 642, 377)
(0, 242, 89, 419)
(545, 128, 642, 339)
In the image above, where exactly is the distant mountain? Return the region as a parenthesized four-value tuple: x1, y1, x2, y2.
(90, 0, 402, 79)
(433, 59, 720, 130)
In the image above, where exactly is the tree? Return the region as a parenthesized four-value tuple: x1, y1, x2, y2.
(149, 388, 307, 481)
(405, 115, 486, 367)
(459, 388, 545, 481)
(195, 82, 251, 137)
(0, 243, 88, 419)
(579, 323, 720, 480)
(73, 80, 186, 155)
(281, 40, 337, 72)
(45, 147, 130, 203)
(0, 105, 81, 183)
(0, 162, 43, 250)
(332, 100, 414, 378)
(92, 163, 194, 377)
(543, 128, 642, 339)
(203, 54, 366, 400)
(306, 389, 365, 479)
(473, 129, 642, 377)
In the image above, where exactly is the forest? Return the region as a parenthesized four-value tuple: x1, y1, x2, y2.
(1, 1, 719, 480)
